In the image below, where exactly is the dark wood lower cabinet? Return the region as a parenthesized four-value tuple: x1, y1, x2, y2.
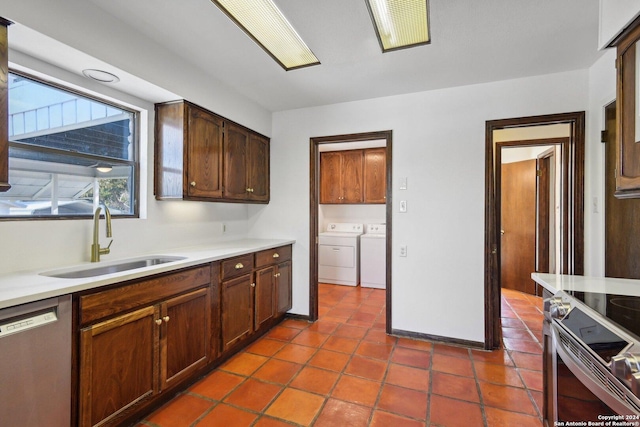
(255, 266, 276, 330)
(75, 246, 292, 426)
(79, 306, 158, 427)
(276, 260, 292, 315)
(221, 274, 254, 352)
(161, 288, 210, 388)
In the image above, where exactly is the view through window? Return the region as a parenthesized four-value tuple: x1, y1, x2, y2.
(0, 72, 137, 218)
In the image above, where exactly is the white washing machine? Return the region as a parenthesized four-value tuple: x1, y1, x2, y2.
(318, 223, 363, 286)
(360, 224, 386, 289)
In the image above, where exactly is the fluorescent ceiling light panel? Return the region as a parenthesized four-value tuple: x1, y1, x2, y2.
(366, 0, 430, 52)
(211, 0, 320, 71)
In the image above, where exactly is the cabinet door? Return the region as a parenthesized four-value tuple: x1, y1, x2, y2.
(224, 123, 250, 200)
(364, 148, 386, 204)
(320, 152, 342, 203)
(222, 274, 254, 351)
(79, 306, 158, 427)
(160, 288, 210, 390)
(276, 260, 292, 315)
(0, 19, 9, 193)
(341, 150, 364, 203)
(248, 133, 269, 202)
(616, 24, 640, 197)
(255, 266, 276, 330)
(187, 106, 224, 199)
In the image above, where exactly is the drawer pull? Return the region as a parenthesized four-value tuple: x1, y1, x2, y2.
(163, 316, 170, 323)
(273, 253, 280, 258)
(235, 263, 244, 269)
(155, 319, 163, 326)
(190, 181, 196, 187)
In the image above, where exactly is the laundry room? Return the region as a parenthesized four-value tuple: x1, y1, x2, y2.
(317, 139, 388, 291)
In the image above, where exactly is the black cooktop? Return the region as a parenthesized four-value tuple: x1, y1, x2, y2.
(565, 290, 640, 362)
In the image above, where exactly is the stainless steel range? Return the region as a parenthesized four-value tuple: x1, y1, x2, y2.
(545, 288, 640, 423)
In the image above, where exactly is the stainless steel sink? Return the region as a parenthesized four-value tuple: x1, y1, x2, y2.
(41, 256, 187, 279)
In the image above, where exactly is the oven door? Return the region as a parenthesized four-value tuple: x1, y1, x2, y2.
(550, 323, 638, 421)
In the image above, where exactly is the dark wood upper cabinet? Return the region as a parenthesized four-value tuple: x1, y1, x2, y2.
(614, 17, 640, 198)
(319, 151, 342, 203)
(155, 100, 269, 203)
(320, 149, 363, 204)
(363, 147, 386, 203)
(247, 133, 269, 202)
(186, 106, 224, 199)
(320, 148, 385, 204)
(0, 18, 11, 193)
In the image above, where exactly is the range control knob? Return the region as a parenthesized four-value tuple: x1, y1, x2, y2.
(549, 299, 571, 319)
(544, 296, 563, 313)
(611, 353, 640, 396)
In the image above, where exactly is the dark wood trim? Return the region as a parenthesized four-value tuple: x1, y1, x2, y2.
(485, 112, 585, 350)
(0, 19, 10, 193)
(536, 146, 556, 279)
(309, 131, 393, 334)
(391, 329, 484, 350)
(284, 313, 312, 322)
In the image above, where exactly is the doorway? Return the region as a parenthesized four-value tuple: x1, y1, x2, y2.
(498, 142, 563, 296)
(485, 112, 585, 350)
(309, 131, 393, 333)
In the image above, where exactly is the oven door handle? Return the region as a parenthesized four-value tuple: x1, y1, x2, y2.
(551, 323, 640, 416)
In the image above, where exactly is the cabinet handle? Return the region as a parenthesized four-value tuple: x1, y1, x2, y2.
(155, 319, 163, 326)
(163, 316, 170, 323)
(190, 181, 196, 187)
(235, 262, 244, 269)
(272, 253, 280, 258)
(251, 282, 256, 288)
(274, 273, 281, 278)
(246, 187, 254, 193)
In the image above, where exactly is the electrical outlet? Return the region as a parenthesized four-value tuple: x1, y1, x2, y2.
(400, 245, 407, 257)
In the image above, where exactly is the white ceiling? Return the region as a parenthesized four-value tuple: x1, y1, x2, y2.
(5, 0, 603, 113)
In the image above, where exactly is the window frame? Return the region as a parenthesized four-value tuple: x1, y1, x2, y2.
(1, 69, 140, 221)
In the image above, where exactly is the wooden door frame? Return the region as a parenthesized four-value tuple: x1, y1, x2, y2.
(485, 112, 585, 349)
(536, 147, 556, 277)
(309, 131, 393, 333)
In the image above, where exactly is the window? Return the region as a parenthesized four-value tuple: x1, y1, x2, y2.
(0, 71, 138, 218)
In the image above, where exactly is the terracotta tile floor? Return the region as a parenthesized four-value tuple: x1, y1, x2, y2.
(140, 285, 543, 427)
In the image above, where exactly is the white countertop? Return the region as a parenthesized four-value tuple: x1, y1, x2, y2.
(532, 273, 640, 297)
(0, 238, 295, 310)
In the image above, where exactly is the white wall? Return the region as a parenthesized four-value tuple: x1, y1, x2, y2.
(319, 205, 386, 232)
(585, 48, 617, 277)
(250, 70, 590, 344)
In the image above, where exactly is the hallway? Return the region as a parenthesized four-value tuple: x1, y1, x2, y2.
(140, 285, 543, 427)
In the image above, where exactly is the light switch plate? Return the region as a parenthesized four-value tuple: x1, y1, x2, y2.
(399, 200, 407, 212)
(400, 177, 407, 190)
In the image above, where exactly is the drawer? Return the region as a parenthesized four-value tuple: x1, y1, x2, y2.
(221, 254, 254, 280)
(80, 265, 211, 325)
(255, 245, 292, 268)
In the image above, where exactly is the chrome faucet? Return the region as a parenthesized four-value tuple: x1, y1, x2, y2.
(91, 206, 113, 262)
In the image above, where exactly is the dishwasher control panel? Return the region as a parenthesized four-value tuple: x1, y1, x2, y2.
(0, 308, 57, 338)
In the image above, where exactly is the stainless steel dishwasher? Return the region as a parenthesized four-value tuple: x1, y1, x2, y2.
(0, 295, 71, 426)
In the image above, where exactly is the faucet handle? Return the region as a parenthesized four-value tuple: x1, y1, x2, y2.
(100, 239, 113, 256)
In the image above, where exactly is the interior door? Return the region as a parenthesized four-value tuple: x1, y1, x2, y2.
(536, 147, 556, 279)
(501, 159, 536, 295)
